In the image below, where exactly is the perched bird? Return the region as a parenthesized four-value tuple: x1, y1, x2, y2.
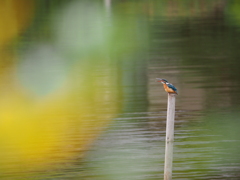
(156, 78, 178, 95)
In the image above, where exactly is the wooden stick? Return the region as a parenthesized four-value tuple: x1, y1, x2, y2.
(104, 0, 111, 9)
(164, 93, 176, 180)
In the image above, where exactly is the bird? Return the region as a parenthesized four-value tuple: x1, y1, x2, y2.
(156, 78, 178, 95)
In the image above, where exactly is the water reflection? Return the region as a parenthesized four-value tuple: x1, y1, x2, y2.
(0, 0, 240, 179)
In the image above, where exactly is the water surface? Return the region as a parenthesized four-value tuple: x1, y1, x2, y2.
(1, 0, 240, 179)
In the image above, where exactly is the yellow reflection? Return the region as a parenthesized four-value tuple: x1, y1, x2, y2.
(0, 56, 119, 174)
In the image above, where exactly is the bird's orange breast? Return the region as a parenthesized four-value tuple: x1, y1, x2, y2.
(163, 84, 176, 93)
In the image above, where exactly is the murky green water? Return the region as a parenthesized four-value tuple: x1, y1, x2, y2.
(0, 0, 240, 179)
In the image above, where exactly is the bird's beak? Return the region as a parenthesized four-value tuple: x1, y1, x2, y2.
(156, 78, 163, 82)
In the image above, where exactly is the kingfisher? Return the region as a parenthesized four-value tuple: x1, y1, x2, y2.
(156, 78, 178, 95)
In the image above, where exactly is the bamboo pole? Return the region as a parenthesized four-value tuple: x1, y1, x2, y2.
(164, 93, 176, 180)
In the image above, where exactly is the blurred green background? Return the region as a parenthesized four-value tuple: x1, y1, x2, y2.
(1, 0, 240, 179)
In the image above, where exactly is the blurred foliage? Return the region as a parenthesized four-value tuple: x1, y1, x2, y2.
(50, 0, 147, 59)
(0, 0, 34, 47)
(225, 0, 240, 27)
(0, 55, 120, 175)
(0, 0, 149, 177)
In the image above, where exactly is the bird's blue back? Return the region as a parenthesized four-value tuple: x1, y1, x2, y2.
(167, 83, 178, 92)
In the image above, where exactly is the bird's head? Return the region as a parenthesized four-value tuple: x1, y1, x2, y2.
(156, 78, 168, 84)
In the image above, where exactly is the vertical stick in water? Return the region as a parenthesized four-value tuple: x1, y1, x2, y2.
(164, 93, 176, 180)
(104, 0, 111, 10)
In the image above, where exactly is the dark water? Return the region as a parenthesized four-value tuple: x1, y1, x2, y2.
(1, 0, 240, 179)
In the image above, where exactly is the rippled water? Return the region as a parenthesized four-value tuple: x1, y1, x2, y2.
(1, 0, 240, 179)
